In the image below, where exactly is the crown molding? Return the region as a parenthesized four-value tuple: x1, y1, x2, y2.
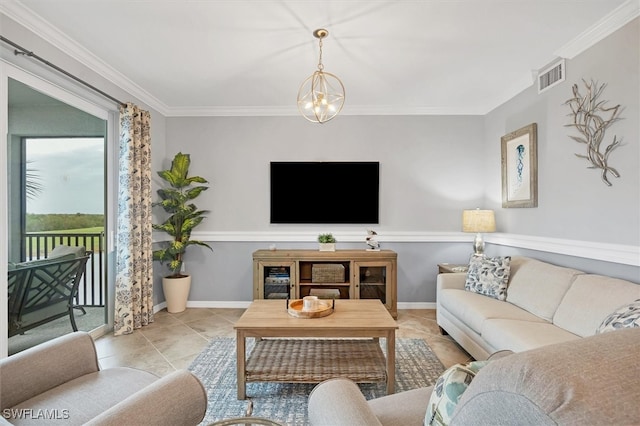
(3, 0, 637, 118)
(163, 104, 488, 117)
(0, 1, 170, 115)
(555, 0, 640, 59)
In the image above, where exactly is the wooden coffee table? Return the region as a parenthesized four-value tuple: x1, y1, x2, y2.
(234, 299, 398, 399)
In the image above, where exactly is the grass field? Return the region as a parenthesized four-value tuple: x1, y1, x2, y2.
(26, 227, 105, 257)
(37, 227, 104, 234)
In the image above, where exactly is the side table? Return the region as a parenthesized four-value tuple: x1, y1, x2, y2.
(437, 263, 468, 274)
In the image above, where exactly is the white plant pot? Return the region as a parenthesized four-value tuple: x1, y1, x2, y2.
(162, 275, 192, 313)
(319, 243, 336, 252)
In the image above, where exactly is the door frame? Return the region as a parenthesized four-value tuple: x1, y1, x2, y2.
(1, 60, 118, 358)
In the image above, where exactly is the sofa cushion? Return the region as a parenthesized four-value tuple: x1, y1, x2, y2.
(505, 257, 583, 321)
(597, 299, 640, 333)
(464, 256, 511, 301)
(13, 255, 76, 269)
(481, 318, 580, 353)
(451, 328, 640, 426)
(368, 386, 432, 426)
(12, 246, 86, 270)
(439, 289, 546, 335)
(425, 360, 489, 426)
(553, 274, 640, 337)
(48, 245, 86, 259)
(9, 368, 158, 426)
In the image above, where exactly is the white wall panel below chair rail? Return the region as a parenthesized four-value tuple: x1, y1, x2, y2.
(166, 231, 639, 267)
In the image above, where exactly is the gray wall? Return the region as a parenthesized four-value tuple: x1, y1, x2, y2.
(484, 18, 640, 247)
(165, 115, 486, 233)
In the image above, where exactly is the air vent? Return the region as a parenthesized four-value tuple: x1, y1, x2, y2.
(538, 59, 565, 93)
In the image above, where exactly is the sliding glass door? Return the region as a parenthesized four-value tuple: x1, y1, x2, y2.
(2, 65, 115, 357)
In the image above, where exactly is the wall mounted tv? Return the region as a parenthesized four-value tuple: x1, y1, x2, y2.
(270, 161, 379, 224)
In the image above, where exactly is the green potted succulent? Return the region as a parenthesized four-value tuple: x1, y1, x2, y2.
(153, 152, 212, 313)
(318, 233, 336, 252)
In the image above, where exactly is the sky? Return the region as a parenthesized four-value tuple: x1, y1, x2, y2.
(26, 137, 104, 215)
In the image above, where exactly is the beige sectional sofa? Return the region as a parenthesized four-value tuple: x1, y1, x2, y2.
(308, 329, 640, 425)
(436, 256, 640, 360)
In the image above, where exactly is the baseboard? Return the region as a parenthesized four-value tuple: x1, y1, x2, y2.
(187, 300, 252, 309)
(397, 302, 437, 310)
(154, 300, 435, 311)
(154, 302, 167, 313)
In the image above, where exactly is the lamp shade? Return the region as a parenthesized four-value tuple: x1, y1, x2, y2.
(462, 209, 496, 233)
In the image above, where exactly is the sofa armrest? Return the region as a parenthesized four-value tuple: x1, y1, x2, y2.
(451, 328, 640, 425)
(0, 331, 99, 409)
(308, 378, 383, 426)
(85, 370, 207, 426)
(437, 272, 467, 291)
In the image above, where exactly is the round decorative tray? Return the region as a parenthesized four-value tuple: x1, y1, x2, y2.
(287, 299, 335, 318)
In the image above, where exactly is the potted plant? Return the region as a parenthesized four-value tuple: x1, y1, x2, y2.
(152, 152, 212, 313)
(318, 233, 336, 252)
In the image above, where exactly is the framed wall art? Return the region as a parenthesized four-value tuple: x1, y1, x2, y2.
(501, 123, 538, 208)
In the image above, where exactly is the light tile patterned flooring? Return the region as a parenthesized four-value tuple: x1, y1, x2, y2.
(95, 308, 472, 377)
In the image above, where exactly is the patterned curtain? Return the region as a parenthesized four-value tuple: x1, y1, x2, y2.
(114, 103, 154, 335)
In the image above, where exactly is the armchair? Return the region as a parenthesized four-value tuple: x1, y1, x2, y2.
(0, 332, 207, 425)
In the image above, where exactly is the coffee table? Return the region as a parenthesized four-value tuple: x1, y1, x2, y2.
(234, 299, 398, 399)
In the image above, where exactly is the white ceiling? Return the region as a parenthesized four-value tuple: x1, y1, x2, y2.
(1, 0, 636, 117)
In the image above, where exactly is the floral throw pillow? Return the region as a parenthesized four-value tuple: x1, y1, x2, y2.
(424, 360, 489, 426)
(464, 255, 511, 301)
(596, 299, 640, 334)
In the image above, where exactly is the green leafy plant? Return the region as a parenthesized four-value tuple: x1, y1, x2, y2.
(152, 152, 212, 278)
(317, 233, 336, 243)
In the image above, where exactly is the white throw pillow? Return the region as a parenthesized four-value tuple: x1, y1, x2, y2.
(464, 255, 511, 301)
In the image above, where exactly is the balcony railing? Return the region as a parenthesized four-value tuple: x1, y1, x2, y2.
(24, 232, 105, 307)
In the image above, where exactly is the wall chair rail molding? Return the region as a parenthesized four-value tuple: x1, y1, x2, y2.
(191, 231, 471, 243)
(189, 232, 639, 266)
(486, 233, 640, 267)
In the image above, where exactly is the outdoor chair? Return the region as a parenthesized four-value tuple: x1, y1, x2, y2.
(7, 245, 89, 337)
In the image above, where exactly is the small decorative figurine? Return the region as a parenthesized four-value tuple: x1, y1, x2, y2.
(366, 229, 380, 251)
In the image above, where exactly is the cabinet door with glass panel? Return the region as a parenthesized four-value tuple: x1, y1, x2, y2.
(254, 261, 296, 300)
(354, 261, 397, 318)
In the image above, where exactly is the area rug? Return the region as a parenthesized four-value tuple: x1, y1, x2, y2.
(188, 337, 445, 425)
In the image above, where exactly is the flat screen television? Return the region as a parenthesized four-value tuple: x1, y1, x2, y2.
(270, 161, 379, 224)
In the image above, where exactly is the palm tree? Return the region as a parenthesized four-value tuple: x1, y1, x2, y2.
(26, 161, 44, 200)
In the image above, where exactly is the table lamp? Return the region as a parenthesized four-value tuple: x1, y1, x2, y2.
(462, 209, 496, 255)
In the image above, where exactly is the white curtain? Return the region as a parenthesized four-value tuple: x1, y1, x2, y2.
(114, 103, 154, 335)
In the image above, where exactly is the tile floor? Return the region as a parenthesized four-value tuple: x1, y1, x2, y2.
(95, 308, 472, 377)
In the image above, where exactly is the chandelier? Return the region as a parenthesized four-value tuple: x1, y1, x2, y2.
(297, 29, 345, 123)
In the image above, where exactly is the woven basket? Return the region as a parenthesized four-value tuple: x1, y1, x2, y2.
(312, 264, 345, 283)
(245, 339, 386, 384)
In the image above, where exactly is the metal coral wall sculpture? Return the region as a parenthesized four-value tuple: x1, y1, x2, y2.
(564, 79, 623, 186)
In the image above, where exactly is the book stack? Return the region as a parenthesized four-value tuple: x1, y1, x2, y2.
(265, 267, 290, 299)
(265, 267, 290, 285)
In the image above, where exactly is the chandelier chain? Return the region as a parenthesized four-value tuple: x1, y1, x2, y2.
(317, 38, 324, 71)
